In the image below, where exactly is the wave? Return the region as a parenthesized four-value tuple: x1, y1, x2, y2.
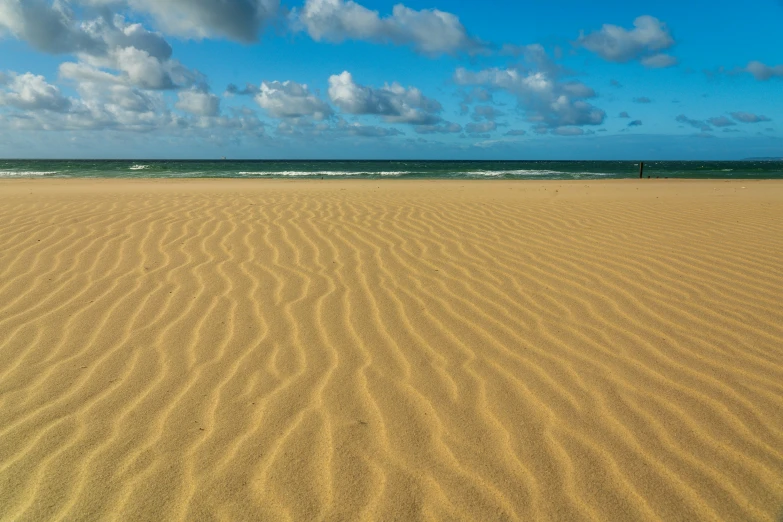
(0, 168, 614, 179)
(0, 170, 57, 177)
(237, 171, 408, 177)
(467, 169, 565, 177)
(233, 169, 612, 178)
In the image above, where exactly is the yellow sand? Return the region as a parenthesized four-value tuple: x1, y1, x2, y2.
(0, 179, 782, 521)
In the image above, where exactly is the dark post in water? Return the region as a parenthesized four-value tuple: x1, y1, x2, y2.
(639, 161, 645, 179)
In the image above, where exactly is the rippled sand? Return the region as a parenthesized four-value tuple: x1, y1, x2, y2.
(1, 179, 782, 521)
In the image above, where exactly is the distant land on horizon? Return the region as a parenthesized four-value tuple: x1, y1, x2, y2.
(744, 157, 783, 161)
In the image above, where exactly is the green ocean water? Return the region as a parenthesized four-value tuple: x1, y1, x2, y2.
(1, 160, 782, 180)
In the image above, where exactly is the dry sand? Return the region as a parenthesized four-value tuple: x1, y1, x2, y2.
(0, 179, 782, 521)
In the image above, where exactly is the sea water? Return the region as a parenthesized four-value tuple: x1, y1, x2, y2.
(1, 160, 782, 180)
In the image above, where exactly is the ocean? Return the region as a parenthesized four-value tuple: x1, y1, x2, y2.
(1, 159, 782, 180)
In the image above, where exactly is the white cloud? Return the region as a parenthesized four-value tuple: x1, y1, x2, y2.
(454, 66, 605, 130)
(294, 0, 486, 56)
(110, 46, 179, 89)
(465, 121, 497, 134)
(2, 6, 202, 91)
(255, 80, 333, 120)
(0, 72, 178, 132)
(745, 61, 783, 81)
(93, 16, 173, 60)
(552, 127, 585, 136)
(59, 62, 124, 84)
(676, 114, 711, 132)
(176, 89, 220, 117)
(61, 47, 200, 90)
(328, 71, 442, 124)
(641, 53, 678, 68)
(707, 116, 735, 127)
(0, 0, 104, 54)
(127, 0, 279, 42)
(0, 72, 72, 112)
(471, 105, 503, 121)
(337, 120, 403, 137)
(78, 82, 161, 113)
(579, 16, 677, 67)
(731, 112, 771, 123)
(0, 69, 266, 140)
(414, 122, 462, 134)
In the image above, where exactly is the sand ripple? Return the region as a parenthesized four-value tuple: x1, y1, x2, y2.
(1, 179, 782, 521)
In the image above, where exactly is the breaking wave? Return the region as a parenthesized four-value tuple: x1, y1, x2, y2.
(0, 170, 57, 177)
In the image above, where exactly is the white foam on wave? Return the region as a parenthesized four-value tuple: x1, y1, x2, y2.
(465, 169, 611, 177)
(129, 164, 149, 170)
(238, 170, 407, 177)
(467, 169, 565, 177)
(0, 170, 57, 177)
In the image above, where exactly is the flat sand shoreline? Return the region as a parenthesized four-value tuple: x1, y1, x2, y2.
(1, 179, 782, 520)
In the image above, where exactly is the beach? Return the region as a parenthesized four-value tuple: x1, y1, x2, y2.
(0, 178, 781, 520)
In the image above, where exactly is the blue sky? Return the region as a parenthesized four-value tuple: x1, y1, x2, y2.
(0, 0, 781, 159)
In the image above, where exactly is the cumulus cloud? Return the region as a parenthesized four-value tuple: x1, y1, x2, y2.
(707, 116, 735, 127)
(414, 122, 461, 134)
(578, 16, 677, 68)
(337, 120, 403, 137)
(454, 65, 605, 131)
(465, 121, 497, 134)
(1, 5, 204, 92)
(619, 111, 630, 118)
(628, 120, 642, 127)
(0, 2, 181, 56)
(731, 111, 771, 123)
(0, 72, 72, 112)
(745, 61, 783, 81)
(0, 0, 104, 54)
(293, 0, 487, 56)
(459, 87, 493, 104)
(26, 13, 203, 91)
(126, 0, 279, 42)
(176, 89, 220, 117)
(269, 116, 406, 140)
(255, 80, 333, 120)
(640, 53, 678, 68)
(0, 69, 180, 132)
(676, 114, 711, 132)
(60, 50, 200, 90)
(89, 16, 173, 60)
(0, 68, 267, 138)
(552, 127, 585, 136)
(79, 82, 160, 113)
(225, 83, 261, 96)
(610, 79, 622, 87)
(328, 71, 442, 124)
(505, 129, 526, 136)
(471, 105, 503, 121)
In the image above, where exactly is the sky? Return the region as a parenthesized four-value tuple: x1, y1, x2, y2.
(0, 0, 781, 159)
